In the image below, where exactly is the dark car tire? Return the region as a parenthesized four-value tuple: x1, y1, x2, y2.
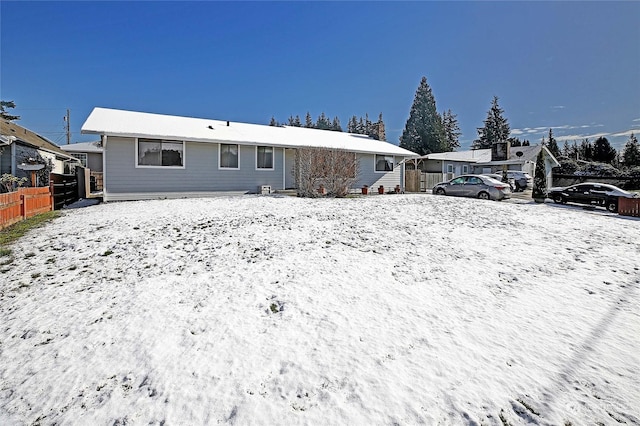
(435, 188, 446, 195)
(552, 194, 565, 204)
(606, 199, 618, 213)
(478, 192, 490, 200)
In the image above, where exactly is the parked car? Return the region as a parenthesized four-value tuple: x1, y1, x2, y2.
(503, 171, 532, 191)
(548, 183, 639, 213)
(432, 174, 512, 201)
(486, 173, 516, 191)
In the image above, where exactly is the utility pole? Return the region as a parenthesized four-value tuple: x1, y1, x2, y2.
(64, 109, 71, 144)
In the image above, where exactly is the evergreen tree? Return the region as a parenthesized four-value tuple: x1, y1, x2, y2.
(532, 150, 547, 201)
(287, 115, 302, 127)
(507, 137, 522, 147)
(546, 129, 560, 158)
(315, 112, 331, 130)
(522, 139, 530, 146)
(622, 133, 640, 167)
(442, 109, 461, 151)
(269, 116, 279, 127)
(0, 100, 20, 121)
(562, 140, 570, 158)
(579, 139, 593, 161)
(331, 116, 342, 132)
(347, 116, 358, 133)
(592, 136, 616, 164)
(304, 112, 314, 128)
(473, 96, 510, 150)
(399, 76, 446, 155)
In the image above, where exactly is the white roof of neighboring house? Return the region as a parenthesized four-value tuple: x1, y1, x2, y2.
(81, 107, 417, 157)
(417, 149, 491, 163)
(60, 141, 103, 153)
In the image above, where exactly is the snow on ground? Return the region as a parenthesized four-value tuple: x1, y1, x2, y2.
(0, 194, 639, 425)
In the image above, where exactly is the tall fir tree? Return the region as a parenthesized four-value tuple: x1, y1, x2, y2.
(592, 136, 617, 164)
(315, 112, 331, 130)
(441, 109, 461, 151)
(331, 116, 342, 132)
(399, 76, 446, 155)
(532, 150, 547, 201)
(269, 116, 279, 127)
(622, 133, 640, 167)
(546, 129, 561, 158)
(304, 112, 314, 128)
(473, 96, 510, 149)
(579, 139, 593, 161)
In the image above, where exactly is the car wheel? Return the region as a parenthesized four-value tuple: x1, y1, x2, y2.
(478, 191, 490, 200)
(436, 188, 446, 195)
(606, 199, 618, 213)
(553, 194, 565, 204)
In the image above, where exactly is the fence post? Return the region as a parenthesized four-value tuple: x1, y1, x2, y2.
(20, 191, 26, 219)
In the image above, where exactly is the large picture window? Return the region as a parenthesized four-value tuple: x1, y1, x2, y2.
(137, 139, 184, 167)
(375, 154, 394, 172)
(256, 146, 274, 169)
(220, 144, 239, 169)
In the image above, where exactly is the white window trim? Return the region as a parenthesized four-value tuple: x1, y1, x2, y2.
(446, 163, 453, 173)
(255, 146, 275, 171)
(374, 154, 394, 173)
(219, 143, 240, 170)
(462, 164, 469, 174)
(135, 138, 186, 169)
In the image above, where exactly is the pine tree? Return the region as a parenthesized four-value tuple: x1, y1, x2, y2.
(269, 116, 279, 127)
(347, 116, 358, 133)
(592, 136, 616, 164)
(0, 100, 20, 121)
(532, 149, 547, 201)
(473, 96, 510, 150)
(315, 112, 331, 130)
(442, 109, 461, 151)
(508, 137, 522, 147)
(622, 133, 640, 167)
(546, 129, 561, 158)
(331, 116, 342, 132)
(399, 76, 446, 155)
(579, 139, 593, 161)
(305, 112, 314, 128)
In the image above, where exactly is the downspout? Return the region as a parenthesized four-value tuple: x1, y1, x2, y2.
(11, 142, 16, 175)
(102, 135, 107, 202)
(282, 148, 286, 190)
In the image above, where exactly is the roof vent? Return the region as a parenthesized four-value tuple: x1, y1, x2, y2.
(208, 125, 214, 130)
(226, 121, 230, 127)
(516, 151, 523, 157)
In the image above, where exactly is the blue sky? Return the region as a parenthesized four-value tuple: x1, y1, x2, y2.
(1, 1, 639, 152)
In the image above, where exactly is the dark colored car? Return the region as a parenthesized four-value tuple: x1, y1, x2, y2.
(548, 183, 639, 213)
(432, 174, 511, 201)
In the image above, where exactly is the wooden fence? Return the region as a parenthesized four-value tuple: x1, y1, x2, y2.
(50, 173, 78, 210)
(618, 197, 640, 218)
(405, 171, 445, 192)
(0, 187, 53, 230)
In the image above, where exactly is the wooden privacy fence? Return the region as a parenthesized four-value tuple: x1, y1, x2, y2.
(0, 187, 53, 230)
(50, 173, 78, 210)
(405, 171, 445, 192)
(618, 197, 640, 218)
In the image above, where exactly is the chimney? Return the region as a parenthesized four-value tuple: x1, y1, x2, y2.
(226, 121, 230, 127)
(491, 140, 511, 161)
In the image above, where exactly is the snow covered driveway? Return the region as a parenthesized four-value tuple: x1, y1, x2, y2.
(1, 194, 639, 425)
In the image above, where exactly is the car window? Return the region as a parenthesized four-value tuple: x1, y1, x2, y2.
(467, 177, 482, 185)
(450, 177, 465, 185)
(575, 184, 594, 192)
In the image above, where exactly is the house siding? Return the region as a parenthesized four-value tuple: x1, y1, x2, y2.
(87, 152, 103, 172)
(0, 148, 11, 174)
(104, 137, 284, 197)
(357, 154, 403, 190)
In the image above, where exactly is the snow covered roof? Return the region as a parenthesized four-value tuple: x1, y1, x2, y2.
(81, 107, 417, 157)
(60, 141, 103, 153)
(417, 149, 491, 163)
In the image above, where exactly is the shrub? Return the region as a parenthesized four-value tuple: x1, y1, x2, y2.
(532, 150, 547, 200)
(293, 148, 359, 198)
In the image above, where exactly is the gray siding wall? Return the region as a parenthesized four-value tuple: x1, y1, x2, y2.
(105, 137, 284, 195)
(87, 153, 103, 172)
(356, 153, 404, 191)
(0, 147, 11, 174)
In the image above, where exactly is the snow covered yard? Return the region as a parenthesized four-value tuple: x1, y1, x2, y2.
(0, 194, 638, 425)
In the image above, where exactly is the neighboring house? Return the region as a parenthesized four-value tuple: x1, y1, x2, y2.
(0, 119, 79, 186)
(409, 143, 559, 189)
(81, 107, 417, 202)
(60, 140, 103, 172)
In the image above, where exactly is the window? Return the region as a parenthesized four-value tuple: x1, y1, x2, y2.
(462, 165, 468, 174)
(71, 153, 87, 167)
(447, 164, 453, 173)
(256, 146, 274, 169)
(137, 138, 184, 167)
(220, 144, 239, 169)
(375, 154, 394, 172)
